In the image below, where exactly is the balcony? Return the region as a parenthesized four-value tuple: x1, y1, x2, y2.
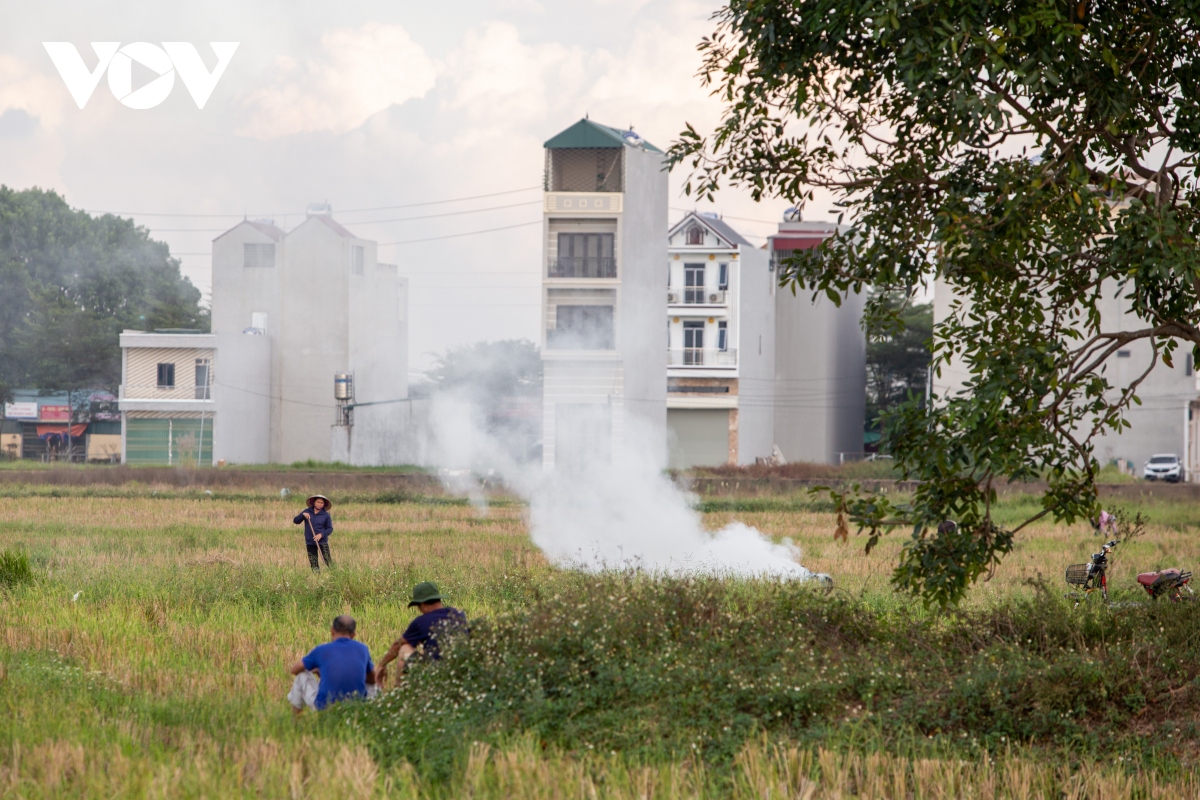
(548, 257, 617, 279)
(668, 349, 737, 367)
(669, 289, 727, 305)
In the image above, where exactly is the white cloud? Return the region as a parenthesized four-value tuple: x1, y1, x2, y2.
(237, 23, 438, 139)
(0, 54, 66, 130)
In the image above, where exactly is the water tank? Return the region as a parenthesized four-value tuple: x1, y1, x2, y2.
(334, 373, 354, 401)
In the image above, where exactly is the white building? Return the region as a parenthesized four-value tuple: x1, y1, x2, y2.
(666, 212, 774, 467)
(934, 278, 1200, 480)
(663, 212, 866, 468)
(540, 119, 669, 470)
(195, 209, 409, 465)
(118, 329, 270, 465)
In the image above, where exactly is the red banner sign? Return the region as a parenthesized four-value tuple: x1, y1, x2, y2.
(39, 405, 71, 422)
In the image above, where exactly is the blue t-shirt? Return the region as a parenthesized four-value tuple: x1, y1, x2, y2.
(401, 607, 467, 660)
(301, 637, 374, 710)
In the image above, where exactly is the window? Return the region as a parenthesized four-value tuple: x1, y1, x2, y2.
(718, 262, 729, 289)
(1117, 350, 1131, 358)
(1188, 354, 1194, 376)
(549, 305, 615, 350)
(686, 225, 704, 245)
(683, 320, 704, 365)
(718, 321, 728, 351)
(554, 233, 615, 278)
(157, 363, 176, 389)
(243, 243, 275, 268)
(684, 264, 705, 304)
(194, 359, 211, 400)
(352, 245, 365, 275)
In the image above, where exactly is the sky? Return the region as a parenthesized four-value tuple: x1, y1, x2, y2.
(0, 0, 835, 376)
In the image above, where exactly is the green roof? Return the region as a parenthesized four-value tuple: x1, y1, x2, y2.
(544, 119, 662, 153)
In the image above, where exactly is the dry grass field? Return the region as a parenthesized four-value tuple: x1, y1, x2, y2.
(0, 485, 1198, 797)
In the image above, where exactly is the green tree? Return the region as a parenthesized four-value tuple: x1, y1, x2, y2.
(866, 293, 932, 440)
(0, 186, 207, 394)
(425, 339, 542, 399)
(669, 1, 1200, 604)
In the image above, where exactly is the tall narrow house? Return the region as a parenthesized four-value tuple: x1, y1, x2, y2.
(540, 119, 668, 470)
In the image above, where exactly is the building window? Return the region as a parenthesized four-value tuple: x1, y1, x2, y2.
(157, 363, 176, 389)
(718, 262, 729, 289)
(352, 245, 365, 275)
(243, 243, 275, 268)
(194, 359, 211, 400)
(1117, 350, 1131, 358)
(683, 320, 704, 364)
(718, 321, 728, 351)
(684, 264, 705, 304)
(549, 305, 615, 350)
(553, 233, 615, 278)
(686, 225, 704, 245)
(1188, 354, 1194, 376)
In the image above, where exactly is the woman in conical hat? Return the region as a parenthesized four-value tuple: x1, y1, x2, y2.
(293, 494, 334, 572)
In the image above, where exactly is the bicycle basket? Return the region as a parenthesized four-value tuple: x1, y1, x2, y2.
(1065, 564, 1090, 586)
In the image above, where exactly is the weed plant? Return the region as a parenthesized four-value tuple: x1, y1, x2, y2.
(345, 574, 1200, 784)
(0, 548, 33, 587)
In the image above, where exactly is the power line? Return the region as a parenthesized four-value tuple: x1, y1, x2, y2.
(84, 185, 542, 219)
(380, 220, 541, 246)
(147, 199, 543, 233)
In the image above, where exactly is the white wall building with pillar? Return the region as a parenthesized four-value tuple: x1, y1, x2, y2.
(539, 119, 668, 471)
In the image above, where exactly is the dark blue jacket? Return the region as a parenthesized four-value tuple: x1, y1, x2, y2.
(294, 507, 332, 545)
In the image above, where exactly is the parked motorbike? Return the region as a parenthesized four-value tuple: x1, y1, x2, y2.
(1136, 568, 1194, 602)
(1065, 539, 1119, 603)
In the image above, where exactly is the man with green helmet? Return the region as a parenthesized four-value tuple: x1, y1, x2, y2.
(374, 581, 467, 684)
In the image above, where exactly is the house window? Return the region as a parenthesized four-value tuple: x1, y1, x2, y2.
(352, 245, 365, 275)
(243, 243, 275, 268)
(1188, 354, 1194, 376)
(718, 262, 729, 290)
(683, 320, 704, 365)
(549, 305, 615, 350)
(686, 225, 704, 246)
(1117, 350, 1131, 358)
(554, 233, 615, 278)
(684, 264, 705, 304)
(718, 321, 728, 351)
(194, 359, 211, 400)
(157, 363, 176, 389)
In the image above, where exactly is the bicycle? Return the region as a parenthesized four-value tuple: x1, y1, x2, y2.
(1065, 539, 1118, 605)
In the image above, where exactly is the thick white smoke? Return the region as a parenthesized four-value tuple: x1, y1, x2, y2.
(427, 393, 830, 582)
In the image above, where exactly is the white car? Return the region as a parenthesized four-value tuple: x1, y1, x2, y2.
(1143, 454, 1183, 483)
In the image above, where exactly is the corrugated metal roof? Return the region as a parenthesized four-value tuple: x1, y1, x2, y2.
(669, 211, 754, 248)
(544, 118, 663, 153)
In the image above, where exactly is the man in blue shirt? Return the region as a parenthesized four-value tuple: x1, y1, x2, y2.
(287, 615, 375, 714)
(374, 582, 467, 685)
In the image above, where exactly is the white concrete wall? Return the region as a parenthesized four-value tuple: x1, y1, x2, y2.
(774, 288, 866, 464)
(616, 144, 669, 465)
(212, 332, 271, 464)
(330, 398, 431, 466)
(734, 242, 775, 464)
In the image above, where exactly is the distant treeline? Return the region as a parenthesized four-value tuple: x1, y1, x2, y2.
(0, 186, 208, 400)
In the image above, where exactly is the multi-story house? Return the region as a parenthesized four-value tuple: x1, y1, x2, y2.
(666, 212, 774, 467)
(210, 209, 408, 464)
(540, 119, 668, 470)
(664, 212, 866, 468)
(118, 329, 270, 465)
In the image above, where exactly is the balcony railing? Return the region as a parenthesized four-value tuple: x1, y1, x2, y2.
(121, 385, 214, 402)
(670, 289, 727, 305)
(548, 257, 617, 279)
(668, 348, 737, 367)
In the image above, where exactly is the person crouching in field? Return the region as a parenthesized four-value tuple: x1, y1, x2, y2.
(374, 582, 467, 685)
(294, 494, 333, 572)
(287, 615, 376, 715)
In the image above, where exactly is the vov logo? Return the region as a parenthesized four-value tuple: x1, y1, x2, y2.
(43, 42, 239, 110)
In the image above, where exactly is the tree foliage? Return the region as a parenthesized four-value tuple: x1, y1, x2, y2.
(866, 292, 932, 438)
(425, 339, 543, 399)
(669, 1, 1200, 604)
(0, 186, 207, 393)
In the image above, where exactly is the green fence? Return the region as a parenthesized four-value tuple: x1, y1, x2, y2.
(125, 418, 213, 466)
